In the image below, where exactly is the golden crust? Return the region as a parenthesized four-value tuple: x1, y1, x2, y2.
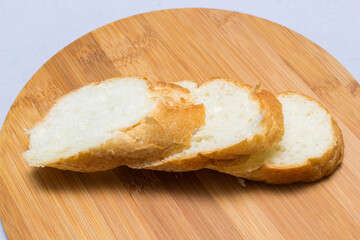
(142, 154, 250, 172)
(213, 92, 344, 184)
(143, 78, 284, 171)
(32, 77, 205, 172)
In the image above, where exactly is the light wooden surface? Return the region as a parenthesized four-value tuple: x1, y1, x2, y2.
(1, 8, 359, 239)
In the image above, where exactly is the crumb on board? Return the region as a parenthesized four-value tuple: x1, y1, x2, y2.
(237, 178, 246, 187)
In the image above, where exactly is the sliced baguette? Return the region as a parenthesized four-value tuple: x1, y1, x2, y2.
(23, 76, 205, 172)
(213, 92, 344, 184)
(142, 78, 284, 171)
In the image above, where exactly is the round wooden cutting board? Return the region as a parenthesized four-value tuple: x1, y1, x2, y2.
(1, 8, 360, 239)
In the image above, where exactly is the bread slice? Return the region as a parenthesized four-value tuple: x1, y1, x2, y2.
(23, 76, 205, 172)
(142, 78, 284, 171)
(214, 92, 344, 184)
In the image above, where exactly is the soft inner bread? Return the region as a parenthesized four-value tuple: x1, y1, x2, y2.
(142, 78, 284, 171)
(25, 78, 156, 164)
(23, 76, 205, 172)
(214, 92, 344, 184)
(177, 80, 265, 155)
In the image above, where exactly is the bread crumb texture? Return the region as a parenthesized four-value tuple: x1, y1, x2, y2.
(24, 77, 156, 165)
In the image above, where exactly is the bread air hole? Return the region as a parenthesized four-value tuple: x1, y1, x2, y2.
(274, 145, 286, 152)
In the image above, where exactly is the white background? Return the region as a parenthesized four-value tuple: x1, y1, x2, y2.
(0, 0, 359, 239)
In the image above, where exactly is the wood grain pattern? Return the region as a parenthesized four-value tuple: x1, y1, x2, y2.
(1, 8, 360, 239)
